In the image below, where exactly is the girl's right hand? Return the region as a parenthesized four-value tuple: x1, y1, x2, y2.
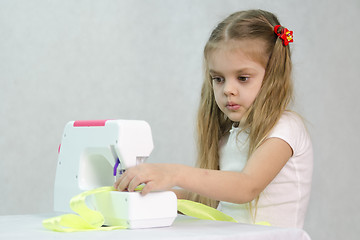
(113, 163, 182, 195)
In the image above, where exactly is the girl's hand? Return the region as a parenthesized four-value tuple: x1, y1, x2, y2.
(113, 163, 180, 195)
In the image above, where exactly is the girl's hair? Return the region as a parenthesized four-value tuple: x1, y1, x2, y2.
(192, 9, 293, 215)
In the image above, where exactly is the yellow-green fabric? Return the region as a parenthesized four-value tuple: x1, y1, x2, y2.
(43, 186, 269, 232)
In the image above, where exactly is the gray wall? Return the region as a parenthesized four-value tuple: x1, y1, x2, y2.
(1, 0, 359, 239)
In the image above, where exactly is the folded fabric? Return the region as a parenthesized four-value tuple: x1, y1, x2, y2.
(43, 186, 268, 232)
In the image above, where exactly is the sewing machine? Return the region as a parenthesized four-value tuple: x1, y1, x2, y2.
(53, 119, 177, 229)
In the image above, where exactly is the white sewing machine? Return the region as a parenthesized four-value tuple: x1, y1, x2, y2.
(53, 119, 177, 229)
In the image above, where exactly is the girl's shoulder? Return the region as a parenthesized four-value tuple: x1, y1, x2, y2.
(276, 111, 307, 131)
(268, 111, 312, 155)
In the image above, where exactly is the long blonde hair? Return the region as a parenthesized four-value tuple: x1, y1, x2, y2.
(192, 10, 293, 212)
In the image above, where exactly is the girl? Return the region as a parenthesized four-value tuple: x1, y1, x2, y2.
(114, 9, 313, 228)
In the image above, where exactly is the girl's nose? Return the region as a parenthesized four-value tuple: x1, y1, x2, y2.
(223, 79, 238, 96)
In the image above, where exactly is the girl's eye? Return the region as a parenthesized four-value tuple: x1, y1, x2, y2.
(238, 76, 249, 82)
(212, 76, 225, 83)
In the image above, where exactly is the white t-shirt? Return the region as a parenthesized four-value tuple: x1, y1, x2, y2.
(217, 111, 313, 228)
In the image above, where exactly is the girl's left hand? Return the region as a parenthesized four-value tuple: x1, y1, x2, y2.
(113, 163, 180, 195)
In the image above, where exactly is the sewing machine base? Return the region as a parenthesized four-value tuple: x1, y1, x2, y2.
(88, 190, 177, 229)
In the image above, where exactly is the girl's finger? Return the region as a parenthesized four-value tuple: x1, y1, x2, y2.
(128, 175, 143, 192)
(113, 172, 125, 189)
(140, 181, 154, 196)
(116, 173, 131, 191)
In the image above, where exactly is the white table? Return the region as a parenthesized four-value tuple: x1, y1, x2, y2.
(0, 213, 311, 239)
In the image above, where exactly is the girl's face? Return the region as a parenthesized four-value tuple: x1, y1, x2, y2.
(208, 41, 266, 122)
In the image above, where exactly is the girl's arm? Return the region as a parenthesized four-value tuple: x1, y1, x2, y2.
(171, 188, 191, 199)
(114, 137, 292, 204)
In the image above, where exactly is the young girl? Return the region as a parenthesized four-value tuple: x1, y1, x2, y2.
(114, 9, 313, 229)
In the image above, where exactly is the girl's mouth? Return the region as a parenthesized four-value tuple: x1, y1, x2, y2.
(226, 103, 241, 111)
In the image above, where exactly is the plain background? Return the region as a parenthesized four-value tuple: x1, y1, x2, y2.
(1, 0, 359, 239)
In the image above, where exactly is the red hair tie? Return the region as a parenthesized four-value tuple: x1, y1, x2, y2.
(274, 25, 293, 46)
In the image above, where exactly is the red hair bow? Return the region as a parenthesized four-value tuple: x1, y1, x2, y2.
(274, 25, 293, 46)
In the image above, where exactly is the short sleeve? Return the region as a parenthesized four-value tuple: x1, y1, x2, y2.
(267, 111, 310, 157)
